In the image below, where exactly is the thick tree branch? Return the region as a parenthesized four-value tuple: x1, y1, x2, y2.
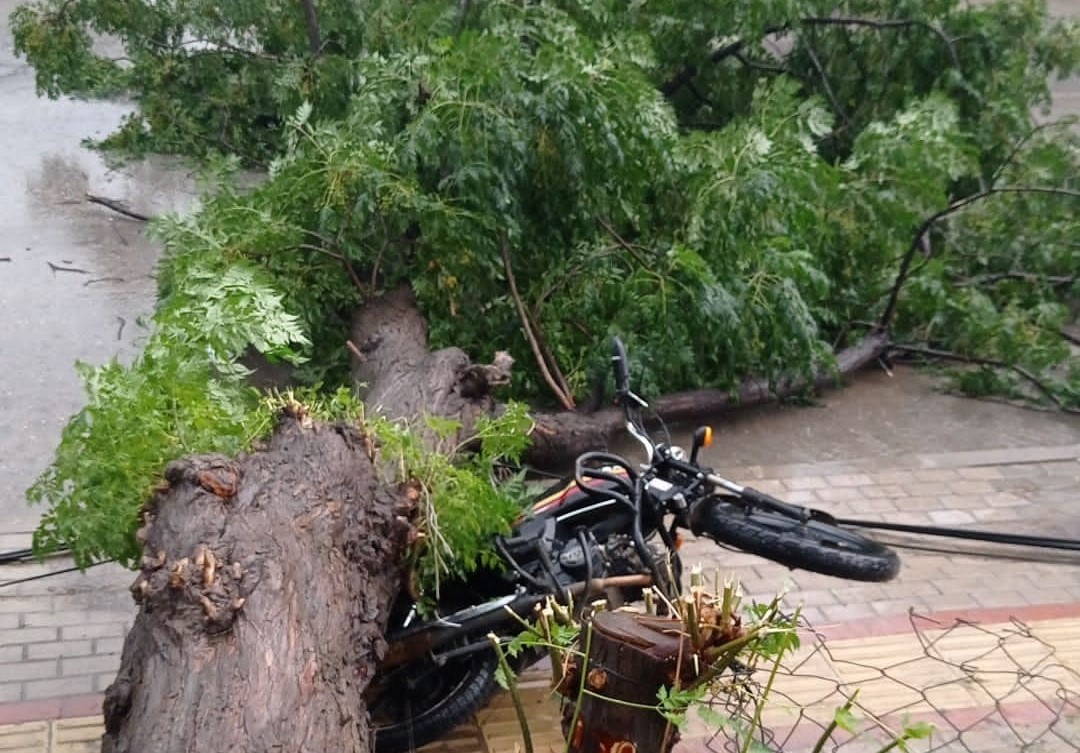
(954, 271, 1078, 288)
(661, 15, 959, 100)
(802, 39, 850, 128)
(798, 16, 960, 70)
(523, 331, 892, 467)
(879, 186, 1080, 328)
(299, 0, 322, 56)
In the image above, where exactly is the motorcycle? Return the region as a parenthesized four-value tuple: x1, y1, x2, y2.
(369, 337, 900, 753)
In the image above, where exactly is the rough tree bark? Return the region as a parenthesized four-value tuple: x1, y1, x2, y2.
(102, 412, 412, 752)
(102, 287, 516, 753)
(559, 611, 695, 753)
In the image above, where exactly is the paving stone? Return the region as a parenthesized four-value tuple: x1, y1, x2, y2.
(22, 675, 94, 701)
(782, 489, 819, 504)
(782, 476, 828, 490)
(92, 637, 124, 655)
(0, 721, 47, 752)
(948, 480, 997, 495)
(0, 660, 58, 682)
(26, 641, 93, 661)
(928, 510, 976, 526)
(911, 468, 961, 483)
(903, 481, 949, 497)
(60, 623, 127, 642)
(826, 473, 874, 488)
(861, 484, 908, 499)
(0, 627, 58, 645)
(816, 486, 864, 503)
(957, 466, 1005, 480)
(22, 611, 127, 628)
(895, 495, 941, 511)
(60, 654, 123, 676)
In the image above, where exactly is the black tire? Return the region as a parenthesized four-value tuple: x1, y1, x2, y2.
(695, 496, 900, 582)
(371, 647, 499, 753)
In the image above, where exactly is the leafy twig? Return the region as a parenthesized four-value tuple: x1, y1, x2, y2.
(879, 186, 1080, 328)
(563, 620, 594, 753)
(297, 242, 366, 293)
(500, 236, 575, 411)
(798, 17, 960, 70)
(889, 342, 1077, 413)
(802, 39, 850, 129)
(86, 194, 152, 222)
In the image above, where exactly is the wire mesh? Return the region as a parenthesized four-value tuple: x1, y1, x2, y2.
(700, 609, 1080, 753)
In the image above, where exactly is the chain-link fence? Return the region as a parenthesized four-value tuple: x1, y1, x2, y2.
(701, 610, 1080, 753)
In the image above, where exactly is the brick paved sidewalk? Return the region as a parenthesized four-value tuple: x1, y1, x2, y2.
(1, 444, 1078, 749)
(4, 606, 1079, 752)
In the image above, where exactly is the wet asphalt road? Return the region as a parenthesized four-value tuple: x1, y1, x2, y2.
(0, 0, 197, 531)
(0, 1, 1077, 535)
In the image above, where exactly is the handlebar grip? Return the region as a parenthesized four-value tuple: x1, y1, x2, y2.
(611, 337, 630, 394)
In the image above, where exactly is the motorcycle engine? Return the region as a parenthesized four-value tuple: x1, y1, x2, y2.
(553, 535, 606, 579)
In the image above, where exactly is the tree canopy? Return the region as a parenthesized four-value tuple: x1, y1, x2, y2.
(11, 0, 1079, 567)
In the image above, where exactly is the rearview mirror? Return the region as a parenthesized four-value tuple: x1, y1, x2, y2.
(690, 425, 713, 463)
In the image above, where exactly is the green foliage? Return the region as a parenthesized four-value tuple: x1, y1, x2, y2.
(12, 0, 1079, 561)
(28, 256, 309, 568)
(368, 403, 534, 596)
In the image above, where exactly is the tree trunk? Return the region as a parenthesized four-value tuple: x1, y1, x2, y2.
(103, 286, 516, 752)
(561, 611, 690, 753)
(101, 412, 411, 752)
(524, 329, 891, 467)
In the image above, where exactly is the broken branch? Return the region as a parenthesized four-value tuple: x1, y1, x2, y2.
(889, 342, 1077, 414)
(879, 185, 1080, 329)
(86, 193, 153, 222)
(500, 236, 576, 411)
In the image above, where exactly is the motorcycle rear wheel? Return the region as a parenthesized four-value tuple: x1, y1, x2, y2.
(371, 646, 499, 753)
(696, 495, 900, 582)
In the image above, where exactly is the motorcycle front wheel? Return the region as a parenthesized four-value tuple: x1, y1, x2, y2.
(370, 646, 499, 753)
(695, 495, 900, 583)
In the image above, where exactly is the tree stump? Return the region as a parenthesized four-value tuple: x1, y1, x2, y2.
(101, 412, 410, 753)
(561, 610, 692, 753)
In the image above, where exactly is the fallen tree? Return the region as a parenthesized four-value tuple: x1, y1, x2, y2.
(10, 0, 1078, 750)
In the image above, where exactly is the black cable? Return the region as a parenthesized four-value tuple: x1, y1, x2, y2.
(832, 518, 1080, 551)
(0, 559, 115, 588)
(0, 546, 74, 565)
